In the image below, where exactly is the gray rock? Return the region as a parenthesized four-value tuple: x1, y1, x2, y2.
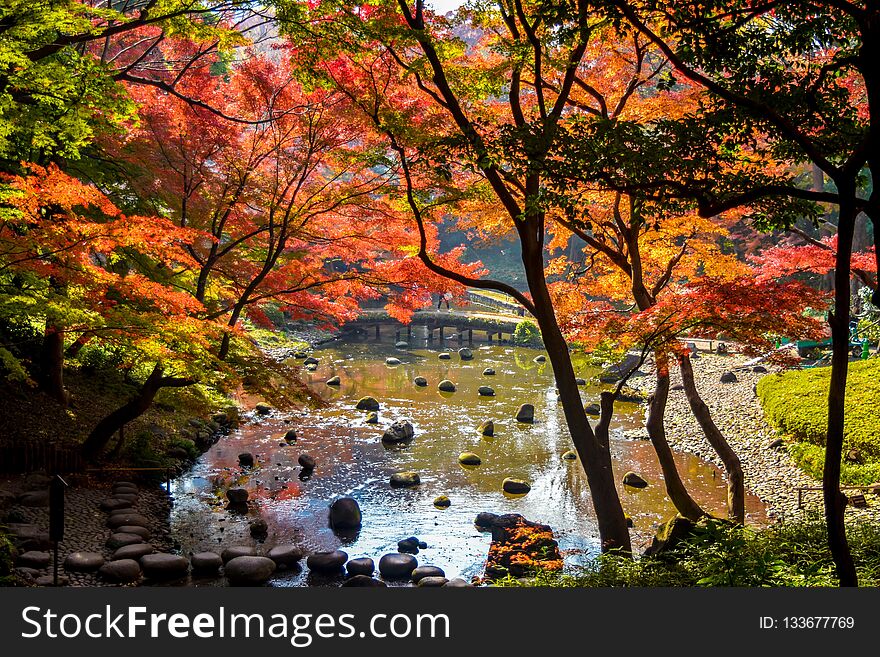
(438, 352, 451, 360)
(140, 554, 190, 580)
(483, 368, 496, 376)
(390, 472, 421, 488)
(298, 453, 316, 470)
(99, 498, 133, 512)
(307, 550, 348, 575)
(413, 376, 428, 386)
(18, 491, 49, 507)
(478, 386, 495, 396)
(458, 452, 482, 466)
(584, 403, 601, 417)
(221, 546, 258, 563)
(382, 420, 415, 444)
(599, 353, 642, 383)
(395, 341, 410, 349)
(112, 544, 155, 561)
(417, 576, 449, 587)
(458, 348, 473, 360)
(379, 553, 418, 579)
(226, 488, 249, 504)
(249, 518, 269, 538)
(438, 379, 456, 392)
(190, 552, 223, 574)
(444, 578, 474, 587)
(106, 533, 145, 550)
(479, 420, 494, 436)
(753, 365, 768, 373)
(329, 497, 362, 529)
(575, 378, 587, 386)
(17, 551, 51, 568)
(303, 357, 319, 366)
(238, 452, 255, 467)
(356, 396, 380, 411)
(63, 552, 104, 572)
(385, 357, 401, 366)
(720, 371, 738, 383)
(411, 566, 445, 583)
(99, 559, 141, 583)
(267, 545, 303, 569)
(341, 575, 386, 587)
(515, 404, 534, 423)
(345, 557, 375, 577)
(433, 495, 451, 508)
(225, 556, 276, 586)
(623, 471, 649, 488)
(326, 376, 341, 386)
(36, 574, 68, 587)
(502, 478, 531, 495)
(397, 537, 420, 554)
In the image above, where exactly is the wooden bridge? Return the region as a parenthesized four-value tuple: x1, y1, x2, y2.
(343, 308, 529, 346)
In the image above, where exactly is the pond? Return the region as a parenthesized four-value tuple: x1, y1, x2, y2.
(169, 333, 766, 585)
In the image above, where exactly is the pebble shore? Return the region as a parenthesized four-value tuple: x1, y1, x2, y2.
(626, 353, 880, 524)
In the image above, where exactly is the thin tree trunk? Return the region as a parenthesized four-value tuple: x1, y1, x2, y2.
(40, 322, 68, 407)
(678, 355, 745, 523)
(647, 354, 707, 521)
(80, 364, 196, 459)
(825, 190, 858, 586)
(521, 237, 632, 553)
(64, 333, 92, 359)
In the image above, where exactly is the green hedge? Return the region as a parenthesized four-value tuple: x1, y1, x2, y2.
(757, 358, 880, 484)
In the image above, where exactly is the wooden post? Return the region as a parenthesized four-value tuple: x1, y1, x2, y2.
(375, 325, 380, 340)
(407, 326, 412, 340)
(468, 329, 473, 345)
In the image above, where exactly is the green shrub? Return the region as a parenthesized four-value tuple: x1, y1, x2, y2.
(757, 359, 880, 483)
(513, 319, 542, 347)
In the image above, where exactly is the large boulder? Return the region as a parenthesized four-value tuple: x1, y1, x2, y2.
(225, 556, 276, 586)
(267, 545, 303, 569)
(599, 353, 643, 383)
(329, 497, 362, 529)
(356, 396, 380, 411)
(18, 491, 49, 507)
(438, 380, 456, 392)
(381, 421, 415, 444)
(515, 404, 534, 423)
(63, 552, 104, 572)
(390, 472, 421, 488)
(140, 554, 190, 580)
(643, 515, 697, 557)
(98, 559, 141, 583)
(378, 553, 418, 579)
(284, 429, 298, 443)
(307, 550, 348, 575)
(458, 348, 474, 360)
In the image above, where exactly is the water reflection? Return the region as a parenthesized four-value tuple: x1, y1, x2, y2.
(170, 338, 766, 585)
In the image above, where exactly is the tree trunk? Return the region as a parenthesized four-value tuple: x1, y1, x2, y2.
(40, 322, 69, 407)
(520, 236, 632, 553)
(80, 364, 196, 460)
(678, 355, 745, 523)
(64, 333, 93, 359)
(647, 355, 707, 521)
(824, 190, 858, 586)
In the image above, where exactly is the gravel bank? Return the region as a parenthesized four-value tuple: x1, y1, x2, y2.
(627, 353, 880, 524)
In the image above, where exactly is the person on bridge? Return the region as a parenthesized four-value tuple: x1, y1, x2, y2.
(438, 291, 452, 310)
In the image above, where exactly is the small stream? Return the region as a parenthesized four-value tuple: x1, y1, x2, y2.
(169, 333, 766, 585)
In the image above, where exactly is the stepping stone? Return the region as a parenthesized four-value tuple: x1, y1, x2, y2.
(417, 576, 449, 587)
(190, 552, 223, 575)
(345, 557, 375, 577)
(113, 481, 138, 490)
(16, 551, 51, 568)
(36, 575, 68, 587)
(298, 453, 316, 470)
(411, 566, 445, 583)
(483, 368, 496, 376)
(238, 452, 255, 467)
(226, 488, 249, 504)
(18, 491, 49, 507)
(326, 376, 341, 386)
(107, 513, 150, 529)
(458, 348, 473, 360)
(225, 556, 276, 586)
(378, 553, 418, 579)
(307, 550, 348, 575)
(413, 377, 428, 386)
(140, 554, 190, 580)
(267, 545, 303, 569)
(99, 559, 142, 583)
(534, 355, 546, 363)
(438, 380, 456, 392)
(438, 353, 451, 360)
(106, 533, 145, 550)
(112, 544, 155, 561)
(562, 450, 578, 460)
(502, 478, 531, 495)
(479, 420, 494, 437)
(433, 495, 451, 508)
(255, 402, 272, 415)
(515, 403, 534, 423)
(365, 412, 379, 424)
(478, 386, 495, 396)
(385, 357, 401, 366)
(329, 497, 362, 529)
(585, 403, 601, 417)
(116, 525, 151, 540)
(303, 357, 319, 366)
(444, 578, 474, 587)
(99, 498, 133, 512)
(63, 552, 104, 572)
(390, 472, 421, 488)
(356, 396, 380, 411)
(114, 493, 139, 503)
(112, 485, 138, 495)
(622, 472, 648, 488)
(341, 575, 386, 587)
(458, 452, 482, 466)
(221, 546, 258, 563)
(284, 429, 297, 442)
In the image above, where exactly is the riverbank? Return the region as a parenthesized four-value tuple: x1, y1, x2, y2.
(626, 353, 880, 524)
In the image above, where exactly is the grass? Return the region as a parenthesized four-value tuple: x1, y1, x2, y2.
(756, 358, 880, 485)
(495, 516, 880, 587)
